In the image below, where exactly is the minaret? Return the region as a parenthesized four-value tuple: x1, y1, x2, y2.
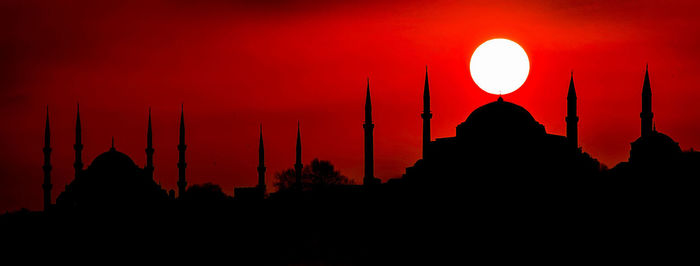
(257, 124, 266, 192)
(145, 108, 154, 180)
(421, 67, 432, 159)
(177, 104, 187, 197)
(295, 121, 303, 191)
(566, 72, 579, 148)
(641, 64, 653, 138)
(73, 103, 83, 180)
(363, 78, 376, 185)
(42, 107, 52, 212)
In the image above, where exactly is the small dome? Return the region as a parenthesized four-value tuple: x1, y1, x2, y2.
(632, 131, 679, 148)
(87, 148, 138, 172)
(630, 130, 682, 163)
(457, 98, 544, 138)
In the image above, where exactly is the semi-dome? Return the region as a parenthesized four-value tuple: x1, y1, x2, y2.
(457, 97, 545, 138)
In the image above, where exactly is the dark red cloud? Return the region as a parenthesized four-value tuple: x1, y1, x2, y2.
(2, 0, 700, 212)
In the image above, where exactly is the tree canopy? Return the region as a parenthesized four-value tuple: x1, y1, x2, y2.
(274, 158, 353, 192)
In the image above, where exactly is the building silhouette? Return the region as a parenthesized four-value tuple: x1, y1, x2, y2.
(8, 65, 700, 266)
(50, 107, 175, 210)
(295, 121, 303, 190)
(42, 107, 52, 212)
(177, 104, 187, 198)
(422, 67, 432, 158)
(401, 71, 599, 191)
(364, 79, 379, 185)
(145, 108, 154, 180)
(233, 124, 266, 200)
(74, 103, 83, 181)
(257, 124, 266, 192)
(566, 72, 578, 148)
(610, 66, 698, 176)
(31, 65, 700, 213)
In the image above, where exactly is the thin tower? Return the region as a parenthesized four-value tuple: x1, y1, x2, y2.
(74, 103, 83, 180)
(145, 108, 154, 180)
(641, 64, 653, 138)
(177, 104, 187, 197)
(295, 121, 303, 191)
(566, 71, 579, 148)
(363, 78, 376, 185)
(257, 124, 266, 193)
(42, 107, 52, 212)
(421, 67, 432, 159)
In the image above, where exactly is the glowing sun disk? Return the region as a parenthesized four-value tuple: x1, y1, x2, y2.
(469, 39, 530, 95)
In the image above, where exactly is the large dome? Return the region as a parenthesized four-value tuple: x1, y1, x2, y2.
(87, 147, 138, 172)
(457, 97, 545, 138)
(56, 147, 167, 210)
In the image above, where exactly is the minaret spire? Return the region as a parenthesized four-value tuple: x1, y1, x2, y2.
(42, 106, 52, 212)
(364, 78, 377, 185)
(145, 108, 154, 180)
(295, 121, 303, 191)
(257, 124, 266, 193)
(641, 64, 653, 138)
(421, 66, 432, 159)
(177, 104, 187, 197)
(73, 103, 83, 180)
(566, 71, 579, 148)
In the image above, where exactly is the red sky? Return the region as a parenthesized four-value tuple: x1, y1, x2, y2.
(2, 0, 700, 212)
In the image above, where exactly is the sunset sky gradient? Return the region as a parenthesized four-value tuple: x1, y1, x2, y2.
(2, 0, 700, 212)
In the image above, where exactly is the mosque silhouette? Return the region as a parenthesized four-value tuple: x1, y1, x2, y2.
(36, 65, 697, 211)
(6, 66, 698, 264)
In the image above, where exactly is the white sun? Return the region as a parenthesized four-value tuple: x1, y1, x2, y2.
(469, 38, 530, 95)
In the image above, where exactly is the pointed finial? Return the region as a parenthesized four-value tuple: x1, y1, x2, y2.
(76, 102, 81, 121)
(498, 96, 504, 102)
(568, 70, 577, 99)
(45, 105, 50, 145)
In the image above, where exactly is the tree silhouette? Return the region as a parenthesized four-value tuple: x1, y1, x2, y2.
(274, 158, 353, 192)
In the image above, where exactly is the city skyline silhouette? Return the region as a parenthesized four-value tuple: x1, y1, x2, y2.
(3, 1, 700, 214)
(4, 65, 699, 265)
(2, 1, 700, 263)
(15, 64, 698, 212)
